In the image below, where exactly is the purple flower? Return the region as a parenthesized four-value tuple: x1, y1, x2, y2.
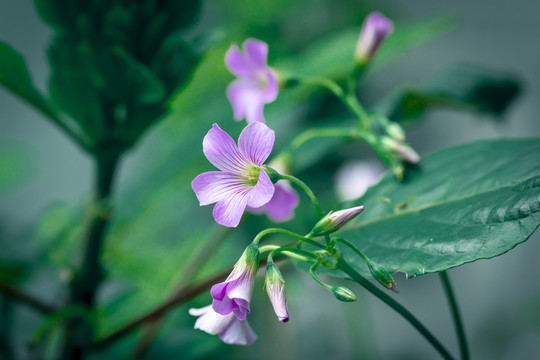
(192, 122, 276, 227)
(355, 12, 394, 63)
(265, 262, 289, 322)
(248, 161, 299, 222)
(225, 38, 279, 123)
(211, 244, 259, 320)
(189, 305, 257, 345)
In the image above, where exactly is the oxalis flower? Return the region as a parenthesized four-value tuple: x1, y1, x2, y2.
(265, 262, 289, 322)
(355, 12, 394, 64)
(192, 122, 275, 227)
(189, 305, 257, 345)
(211, 244, 259, 320)
(225, 38, 278, 123)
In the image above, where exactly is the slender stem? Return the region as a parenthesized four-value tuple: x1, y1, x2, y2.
(278, 174, 323, 218)
(253, 228, 326, 249)
(440, 271, 470, 360)
(331, 237, 369, 263)
(299, 77, 345, 98)
(0, 280, 56, 314)
(309, 263, 332, 291)
(61, 152, 120, 359)
(268, 247, 318, 263)
(336, 257, 455, 360)
(290, 127, 359, 153)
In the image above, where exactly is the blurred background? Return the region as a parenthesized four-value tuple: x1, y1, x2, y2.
(1, 0, 539, 359)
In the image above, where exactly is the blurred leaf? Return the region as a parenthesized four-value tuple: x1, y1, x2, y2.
(322, 139, 540, 279)
(279, 15, 457, 79)
(0, 41, 60, 122)
(0, 145, 31, 196)
(378, 64, 521, 121)
(48, 38, 105, 141)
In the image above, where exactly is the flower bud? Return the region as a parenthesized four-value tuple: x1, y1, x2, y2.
(386, 122, 406, 142)
(367, 261, 398, 293)
(355, 12, 394, 65)
(309, 206, 365, 237)
(381, 137, 420, 164)
(264, 262, 289, 322)
(331, 286, 357, 302)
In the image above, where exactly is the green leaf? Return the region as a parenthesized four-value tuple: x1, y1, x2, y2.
(328, 139, 540, 279)
(0, 41, 60, 122)
(378, 64, 521, 121)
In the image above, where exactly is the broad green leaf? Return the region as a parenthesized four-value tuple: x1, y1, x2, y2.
(326, 139, 540, 279)
(0, 41, 60, 122)
(377, 64, 521, 122)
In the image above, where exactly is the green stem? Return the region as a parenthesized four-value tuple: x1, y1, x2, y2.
(331, 237, 369, 263)
(309, 263, 332, 291)
(290, 127, 359, 153)
(278, 174, 323, 219)
(440, 271, 470, 360)
(253, 228, 325, 249)
(299, 77, 345, 98)
(336, 257, 455, 360)
(268, 247, 318, 263)
(61, 152, 120, 360)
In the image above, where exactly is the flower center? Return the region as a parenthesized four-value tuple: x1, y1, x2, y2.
(245, 166, 261, 186)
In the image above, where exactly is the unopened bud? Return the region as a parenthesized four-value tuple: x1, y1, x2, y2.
(367, 261, 398, 293)
(381, 137, 420, 164)
(309, 206, 365, 237)
(264, 262, 289, 322)
(386, 122, 406, 142)
(355, 12, 394, 65)
(331, 286, 357, 302)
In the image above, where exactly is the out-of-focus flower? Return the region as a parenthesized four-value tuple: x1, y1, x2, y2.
(211, 244, 259, 320)
(355, 12, 394, 64)
(309, 206, 365, 237)
(189, 305, 257, 345)
(335, 160, 385, 201)
(225, 38, 278, 123)
(192, 122, 275, 227)
(248, 160, 299, 222)
(264, 262, 289, 322)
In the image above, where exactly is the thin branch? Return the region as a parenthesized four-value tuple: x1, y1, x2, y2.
(440, 271, 470, 360)
(0, 280, 56, 314)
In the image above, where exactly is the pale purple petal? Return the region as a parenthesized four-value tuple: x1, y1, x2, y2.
(356, 12, 394, 60)
(259, 68, 279, 103)
(226, 80, 261, 122)
(246, 168, 274, 208)
(203, 124, 248, 173)
(265, 182, 299, 221)
(192, 171, 246, 206)
(225, 45, 253, 78)
(243, 38, 268, 69)
(267, 285, 289, 322)
(212, 190, 249, 227)
(219, 317, 258, 345)
(238, 122, 275, 165)
(191, 306, 235, 335)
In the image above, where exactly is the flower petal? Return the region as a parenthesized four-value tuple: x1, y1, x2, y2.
(260, 69, 279, 103)
(243, 38, 268, 68)
(226, 80, 261, 122)
(192, 306, 235, 335)
(246, 168, 274, 208)
(219, 317, 258, 345)
(265, 182, 299, 222)
(238, 122, 275, 165)
(203, 124, 248, 173)
(192, 171, 246, 206)
(225, 45, 253, 78)
(212, 190, 249, 227)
